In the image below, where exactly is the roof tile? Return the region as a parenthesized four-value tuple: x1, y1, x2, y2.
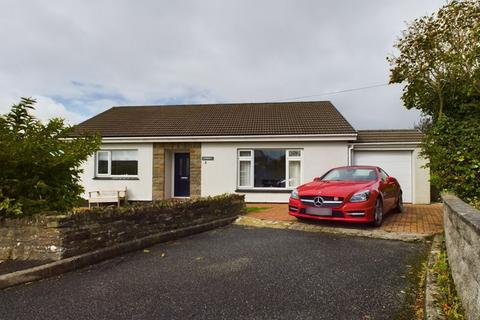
(73, 101, 356, 137)
(356, 130, 423, 143)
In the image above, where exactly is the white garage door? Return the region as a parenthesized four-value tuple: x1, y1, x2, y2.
(353, 150, 413, 203)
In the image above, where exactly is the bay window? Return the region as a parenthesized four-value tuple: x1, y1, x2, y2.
(237, 149, 302, 189)
(96, 150, 138, 177)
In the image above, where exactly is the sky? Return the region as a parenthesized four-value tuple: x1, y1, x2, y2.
(0, 0, 445, 128)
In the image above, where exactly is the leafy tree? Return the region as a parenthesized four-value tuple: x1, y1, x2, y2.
(389, 0, 480, 206)
(388, 0, 480, 120)
(0, 97, 100, 217)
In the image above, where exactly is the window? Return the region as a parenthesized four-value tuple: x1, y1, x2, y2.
(238, 150, 253, 187)
(288, 150, 301, 157)
(237, 149, 302, 189)
(96, 150, 138, 177)
(239, 150, 252, 157)
(239, 161, 251, 186)
(97, 151, 109, 175)
(321, 168, 377, 181)
(287, 149, 302, 188)
(379, 169, 388, 182)
(254, 149, 286, 187)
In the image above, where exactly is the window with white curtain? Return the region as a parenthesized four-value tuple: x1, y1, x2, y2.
(238, 150, 253, 187)
(286, 150, 302, 188)
(237, 149, 302, 189)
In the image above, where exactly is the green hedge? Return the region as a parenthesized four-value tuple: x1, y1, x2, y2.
(423, 117, 480, 208)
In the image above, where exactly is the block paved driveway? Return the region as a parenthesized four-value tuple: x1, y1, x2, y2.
(247, 203, 443, 235)
(0, 225, 427, 320)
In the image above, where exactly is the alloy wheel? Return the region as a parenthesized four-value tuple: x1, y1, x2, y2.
(373, 199, 383, 227)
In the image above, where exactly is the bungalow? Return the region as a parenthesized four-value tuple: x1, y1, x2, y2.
(74, 101, 430, 204)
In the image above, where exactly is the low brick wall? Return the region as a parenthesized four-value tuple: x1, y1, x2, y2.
(0, 194, 244, 262)
(442, 193, 480, 320)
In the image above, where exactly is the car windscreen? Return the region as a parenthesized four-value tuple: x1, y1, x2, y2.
(321, 168, 377, 181)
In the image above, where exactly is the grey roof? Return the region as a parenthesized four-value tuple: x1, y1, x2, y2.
(72, 101, 356, 137)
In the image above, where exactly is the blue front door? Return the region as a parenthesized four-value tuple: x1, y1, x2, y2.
(174, 153, 190, 197)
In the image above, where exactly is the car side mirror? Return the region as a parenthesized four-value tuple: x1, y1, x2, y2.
(313, 176, 321, 182)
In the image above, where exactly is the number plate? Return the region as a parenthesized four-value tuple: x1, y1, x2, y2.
(305, 207, 332, 216)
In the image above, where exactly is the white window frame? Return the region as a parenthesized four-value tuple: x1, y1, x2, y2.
(286, 149, 303, 188)
(237, 149, 254, 188)
(236, 148, 303, 190)
(95, 149, 139, 178)
(96, 150, 111, 176)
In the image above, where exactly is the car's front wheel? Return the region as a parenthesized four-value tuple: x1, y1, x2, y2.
(372, 198, 383, 227)
(394, 192, 404, 213)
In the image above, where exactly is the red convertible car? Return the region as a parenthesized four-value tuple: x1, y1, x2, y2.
(288, 166, 403, 227)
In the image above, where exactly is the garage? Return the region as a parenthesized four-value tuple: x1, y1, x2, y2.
(353, 150, 413, 203)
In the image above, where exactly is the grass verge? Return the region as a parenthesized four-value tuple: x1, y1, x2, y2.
(431, 237, 465, 319)
(245, 206, 272, 213)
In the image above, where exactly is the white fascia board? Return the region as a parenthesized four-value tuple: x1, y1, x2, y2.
(352, 147, 417, 151)
(349, 141, 420, 151)
(100, 134, 358, 143)
(350, 142, 421, 149)
(350, 141, 420, 145)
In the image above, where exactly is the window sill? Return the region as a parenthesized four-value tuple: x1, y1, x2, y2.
(235, 189, 293, 193)
(93, 177, 139, 180)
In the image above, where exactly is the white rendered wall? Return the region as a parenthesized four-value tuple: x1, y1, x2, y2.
(80, 143, 153, 201)
(413, 148, 431, 204)
(201, 141, 349, 203)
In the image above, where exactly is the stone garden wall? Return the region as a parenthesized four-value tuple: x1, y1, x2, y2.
(442, 193, 480, 320)
(0, 194, 244, 262)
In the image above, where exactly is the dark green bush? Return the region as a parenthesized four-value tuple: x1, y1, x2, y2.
(422, 117, 480, 207)
(0, 98, 100, 217)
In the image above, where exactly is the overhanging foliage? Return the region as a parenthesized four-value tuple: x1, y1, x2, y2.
(0, 97, 100, 217)
(389, 0, 480, 205)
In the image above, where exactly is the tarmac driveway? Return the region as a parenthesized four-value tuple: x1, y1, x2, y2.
(0, 225, 427, 320)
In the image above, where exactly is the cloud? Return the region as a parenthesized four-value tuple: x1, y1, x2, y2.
(0, 95, 86, 124)
(0, 0, 444, 127)
(32, 96, 87, 124)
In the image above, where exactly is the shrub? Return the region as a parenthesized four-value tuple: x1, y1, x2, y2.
(422, 117, 480, 206)
(0, 97, 100, 217)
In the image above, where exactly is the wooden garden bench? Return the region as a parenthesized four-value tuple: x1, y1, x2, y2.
(88, 187, 128, 208)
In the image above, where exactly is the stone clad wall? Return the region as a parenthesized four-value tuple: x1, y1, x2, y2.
(0, 215, 64, 261)
(152, 142, 201, 200)
(442, 194, 480, 320)
(152, 144, 166, 200)
(0, 194, 244, 262)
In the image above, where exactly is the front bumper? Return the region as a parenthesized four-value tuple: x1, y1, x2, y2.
(288, 198, 375, 223)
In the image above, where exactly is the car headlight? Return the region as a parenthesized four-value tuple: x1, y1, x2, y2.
(290, 189, 299, 199)
(349, 190, 370, 202)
